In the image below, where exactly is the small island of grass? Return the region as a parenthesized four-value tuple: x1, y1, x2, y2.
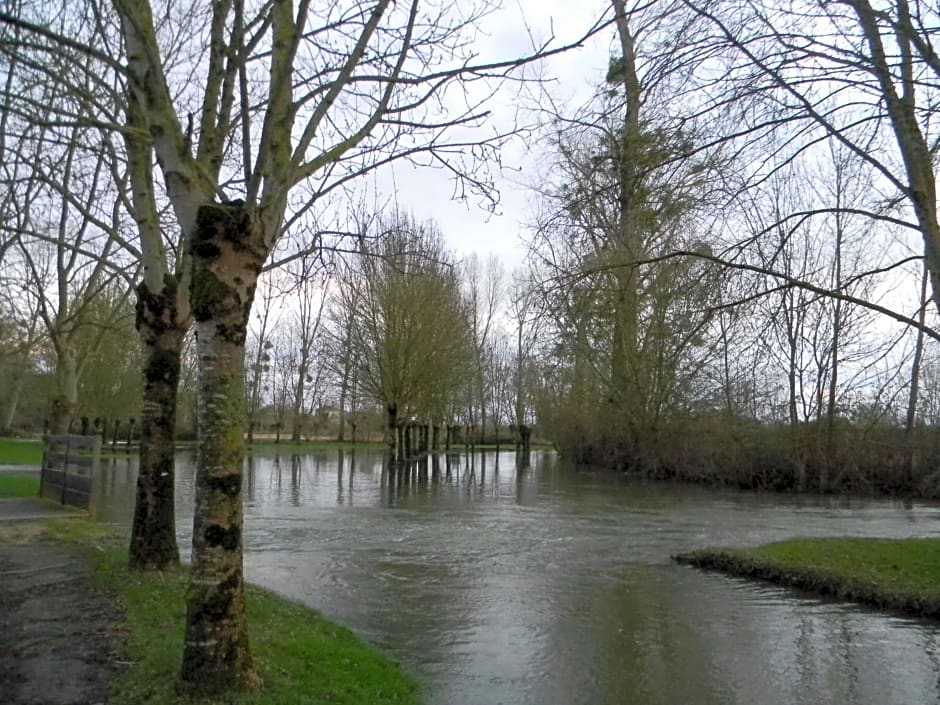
(675, 537, 940, 620)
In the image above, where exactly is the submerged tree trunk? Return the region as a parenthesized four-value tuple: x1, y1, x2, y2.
(181, 203, 264, 692)
(129, 278, 185, 569)
(387, 403, 398, 461)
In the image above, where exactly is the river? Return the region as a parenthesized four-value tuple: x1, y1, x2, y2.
(96, 448, 940, 705)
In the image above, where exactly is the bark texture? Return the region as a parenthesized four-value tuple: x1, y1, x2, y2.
(181, 202, 264, 692)
(129, 276, 184, 570)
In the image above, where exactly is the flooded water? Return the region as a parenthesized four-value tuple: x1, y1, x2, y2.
(96, 449, 940, 705)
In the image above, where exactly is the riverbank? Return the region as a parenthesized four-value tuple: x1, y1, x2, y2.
(0, 437, 388, 463)
(675, 537, 940, 620)
(0, 438, 42, 465)
(0, 438, 44, 498)
(0, 472, 40, 497)
(0, 520, 420, 705)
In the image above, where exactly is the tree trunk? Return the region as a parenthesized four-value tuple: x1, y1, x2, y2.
(2, 373, 24, 431)
(337, 364, 350, 442)
(129, 278, 185, 570)
(50, 349, 79, 434)
(181, 203, 263, 693)
(387, 403, 398, 461)
(905, 261, 930, 488)
(291, 352, 308, 444)
(397, 424, 405, 464)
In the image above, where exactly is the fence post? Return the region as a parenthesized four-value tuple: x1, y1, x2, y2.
(61, 435, 72, 505)
(88, 434, 102, 519)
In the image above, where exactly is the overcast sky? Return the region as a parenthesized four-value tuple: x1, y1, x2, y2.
(372, 0, 615, 271)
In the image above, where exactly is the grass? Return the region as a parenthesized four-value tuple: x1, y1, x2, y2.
(0, 473, 40, 497)
(0, 437, 43, 465)
(44, 521, 421, 705)
(675, 537, 940, 620)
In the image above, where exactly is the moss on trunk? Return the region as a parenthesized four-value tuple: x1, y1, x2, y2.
(130, 276, 184, 570)
(181, 202, 266, 693)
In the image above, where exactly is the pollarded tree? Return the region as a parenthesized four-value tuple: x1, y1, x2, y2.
(343, 214, 471, 458)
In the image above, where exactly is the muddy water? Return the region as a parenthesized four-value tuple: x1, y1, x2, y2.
(97, 450, 940, 705)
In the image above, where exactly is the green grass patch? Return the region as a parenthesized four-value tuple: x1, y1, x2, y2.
(0, 473, 40, 497)
(675, 537, 940, 619)
(51, 523, 420, 705)
(0, 438, 42, 465)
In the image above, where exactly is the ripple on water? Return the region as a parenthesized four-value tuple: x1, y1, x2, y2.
(101, 450, 940, 705)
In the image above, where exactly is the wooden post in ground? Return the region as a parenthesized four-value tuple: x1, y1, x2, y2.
(126, 417, 136, 452)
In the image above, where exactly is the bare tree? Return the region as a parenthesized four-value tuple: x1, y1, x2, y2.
(285, 254, 330, 443)
(245, 278, 280, 444)
(507, 267, 545, 453)
(464, 253, 504, 443)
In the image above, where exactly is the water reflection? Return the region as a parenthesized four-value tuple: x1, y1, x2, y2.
(94, 449, 940, 705)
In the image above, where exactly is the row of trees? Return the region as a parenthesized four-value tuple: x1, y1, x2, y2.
(241, 215, 539, 456)
(0, 209, 541, 455)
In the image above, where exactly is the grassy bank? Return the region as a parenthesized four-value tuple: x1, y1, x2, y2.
(675, 537, 940, 620)
(42, 522, 421, 705)
(0, 438, 42, 466)
(0, 473, 40, 497)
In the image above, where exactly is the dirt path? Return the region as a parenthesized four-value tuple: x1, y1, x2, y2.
(0, 533, 122, 705)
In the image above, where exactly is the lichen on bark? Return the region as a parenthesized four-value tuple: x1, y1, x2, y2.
(181, 200, 267, 693)
(130, 273, 185, 570)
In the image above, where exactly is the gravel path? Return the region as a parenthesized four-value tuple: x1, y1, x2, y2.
(0, 538, 122, 704)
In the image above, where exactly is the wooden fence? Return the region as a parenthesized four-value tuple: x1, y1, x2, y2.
(40, 434, 101, 511)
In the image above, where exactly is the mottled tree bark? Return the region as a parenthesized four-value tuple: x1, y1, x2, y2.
(2, 373, 24, 431)
(181, 203, 263, 692)
(49, 349, 79, 434)
(129, 277, 184, 570)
